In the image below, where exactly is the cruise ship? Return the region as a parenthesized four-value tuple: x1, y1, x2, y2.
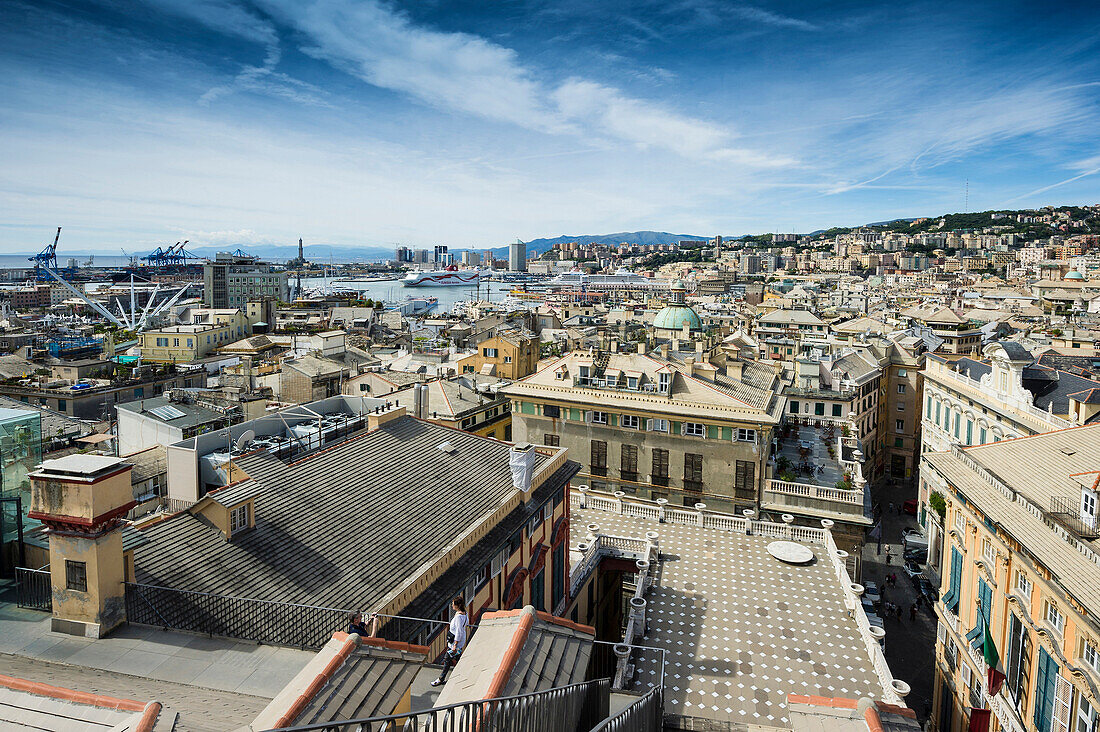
(549, 268, 669, 291)
(402, 265, 483, 287)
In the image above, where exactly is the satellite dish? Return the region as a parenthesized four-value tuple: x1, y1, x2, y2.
(235, 429, 256, 450)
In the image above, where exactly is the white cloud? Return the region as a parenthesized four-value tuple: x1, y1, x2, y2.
(252, 0, 787, 165)
(728, 5, 818, 31)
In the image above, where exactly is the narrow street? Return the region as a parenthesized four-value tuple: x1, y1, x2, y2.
(863, 477, 937, 723)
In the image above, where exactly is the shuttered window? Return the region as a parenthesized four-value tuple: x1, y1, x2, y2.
(620, 444, 638, 482)
(590, 440, 607, 476)
(683, 453, 703, 492)
(734, 460, 755, 501)
(1034, 648, 1059, 732)
(651, 449, 669, 486)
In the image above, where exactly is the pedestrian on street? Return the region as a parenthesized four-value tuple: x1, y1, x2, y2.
(888, 501, 895, 515)
(910, 604, 917, 621)
(885, 551, 892, 565)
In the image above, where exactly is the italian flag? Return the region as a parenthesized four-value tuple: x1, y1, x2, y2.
(984, 620, 1006, 696)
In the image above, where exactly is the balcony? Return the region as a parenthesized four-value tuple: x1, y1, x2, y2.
(762, 479, 870, 524)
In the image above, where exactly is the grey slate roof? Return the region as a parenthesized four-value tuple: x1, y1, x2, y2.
(131, 416, 573, 615)
(296, 644, 427, 724)
(115, 395, 224, 430)
(433, 606, 593, 708)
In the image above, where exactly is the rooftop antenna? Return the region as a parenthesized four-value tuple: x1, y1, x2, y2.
(964, 178, 969, 212)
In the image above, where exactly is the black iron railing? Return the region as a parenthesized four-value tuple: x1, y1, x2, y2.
(15, 567, 51, 612)
(124, 582, 352, 649)
(587, 688, 662, 732)
(269, 677, 611, 732)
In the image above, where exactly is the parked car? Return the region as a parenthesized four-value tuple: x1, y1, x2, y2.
(863, 580, 881, 607)
(918, 577, 939, 606)
(902, 527, 923, 538)
(903, 560, 923, 580)
(904, 548, 928, 564)
(902, 499, 919, 515)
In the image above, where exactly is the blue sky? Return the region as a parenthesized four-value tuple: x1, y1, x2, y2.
(1, 0, 1099, 254)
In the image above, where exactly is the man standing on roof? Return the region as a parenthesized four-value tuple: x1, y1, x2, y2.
(431, 597, 468, 687)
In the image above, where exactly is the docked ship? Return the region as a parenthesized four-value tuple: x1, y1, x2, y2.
(549, 267, 669, 291)
(402, 265, 483, 287)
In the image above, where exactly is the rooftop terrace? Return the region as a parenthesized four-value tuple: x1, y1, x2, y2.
(570, 491, 905, 728)
(765, 421, 870, 524)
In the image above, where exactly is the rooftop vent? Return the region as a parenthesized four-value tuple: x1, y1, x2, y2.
(1060, 448, 1076, 456)
(437, 441, 456, 454)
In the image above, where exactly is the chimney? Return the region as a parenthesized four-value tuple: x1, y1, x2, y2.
(368, 405, 406, 430)
(695, 340, 704, 355)
(419, 384, 429, 419)
(509, 443, 537, 497)
(638, 341, 647, 355)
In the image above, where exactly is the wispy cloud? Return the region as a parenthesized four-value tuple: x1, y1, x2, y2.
(1008, 155, 1100, 202)
(249, 0, 786, 165)
(728, 5, 818, 31)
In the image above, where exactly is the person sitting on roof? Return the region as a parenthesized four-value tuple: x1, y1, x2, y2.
(347, 612, 369, 637)
(431, 597, 468, 687)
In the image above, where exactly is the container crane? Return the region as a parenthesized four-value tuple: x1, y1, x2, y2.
(29, 227, 61, 279)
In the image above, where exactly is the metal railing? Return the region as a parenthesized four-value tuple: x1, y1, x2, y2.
(15, 566, 51, 612)
(587, 688, 662, 732)
(124, 582, 352, 649)
(268, 677, 611, 732)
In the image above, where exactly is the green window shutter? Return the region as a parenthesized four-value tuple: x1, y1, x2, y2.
(608, 414, 617, 427)
(707, 425, 719, 439)
(569, 408, 581, 421)
(721, 426, 732, 441)
(1034, 648, 1058, 732)
(672, 421, 681, 435)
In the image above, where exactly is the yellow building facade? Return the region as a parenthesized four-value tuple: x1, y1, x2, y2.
(922, 429, 1100, 732)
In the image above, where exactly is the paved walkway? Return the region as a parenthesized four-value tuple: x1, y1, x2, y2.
(0, 603, 314, 698)
(0, 602, 317, 729)
(0, 653, 270, 732)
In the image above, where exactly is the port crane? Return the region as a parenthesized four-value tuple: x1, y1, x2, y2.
(141, 240, 201, 268)
(28, 227, 61, 280)
(26, 227, 189, 332)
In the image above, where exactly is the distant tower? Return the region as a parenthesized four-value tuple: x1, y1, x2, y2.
(298, 238, 304, 261)
(509, 239, 527, 272)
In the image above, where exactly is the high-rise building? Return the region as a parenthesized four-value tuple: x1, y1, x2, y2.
(433, 245, 449, 264)
(202, 252, 288, 308)
(395, 246, 411, 263)
(509, 239, 527, 272)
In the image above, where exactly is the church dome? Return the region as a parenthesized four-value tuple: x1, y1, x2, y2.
(653, 305, 703, 331)
(1064, 270, 1085, 280)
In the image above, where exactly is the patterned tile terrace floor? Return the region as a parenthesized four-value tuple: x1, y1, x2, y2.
(573, 507, 885, 728)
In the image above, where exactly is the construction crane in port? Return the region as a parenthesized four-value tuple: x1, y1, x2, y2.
(141, 240, 201, 268)
(29, 227, 61, 279)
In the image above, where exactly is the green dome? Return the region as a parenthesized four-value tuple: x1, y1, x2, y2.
(1064, 270, 1085, 280)
(653, 305, 703, 331)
